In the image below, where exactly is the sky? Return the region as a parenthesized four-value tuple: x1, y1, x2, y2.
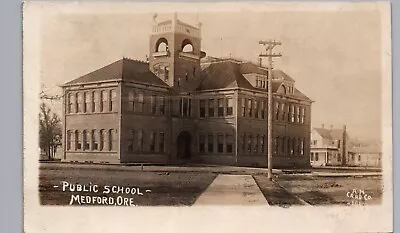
(40, 9, 382, 142)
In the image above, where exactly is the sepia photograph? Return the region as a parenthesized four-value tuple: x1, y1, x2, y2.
(23, 2, 392, 232)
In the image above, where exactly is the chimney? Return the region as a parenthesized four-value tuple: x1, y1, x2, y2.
(321, 124, 324, 129)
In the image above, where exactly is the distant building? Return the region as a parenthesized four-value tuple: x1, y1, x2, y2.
(60, 15, 313, 168)
(310, 125, 348, 167)
(347, 145, 382, 167)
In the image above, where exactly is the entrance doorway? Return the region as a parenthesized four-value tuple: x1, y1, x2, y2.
(177, 131, 192, 160)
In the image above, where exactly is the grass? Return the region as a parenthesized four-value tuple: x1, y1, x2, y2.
(39, 167, 217, 206)
(275, 175, 382, 205)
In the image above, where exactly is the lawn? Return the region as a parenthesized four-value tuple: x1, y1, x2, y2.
(274, 175, 382, 205)
(39, 166, 217, 206)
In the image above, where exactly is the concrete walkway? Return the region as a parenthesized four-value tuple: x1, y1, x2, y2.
(194, 174, 269, 205)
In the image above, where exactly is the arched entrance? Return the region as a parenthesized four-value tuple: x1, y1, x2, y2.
(177, 131, 192, 160)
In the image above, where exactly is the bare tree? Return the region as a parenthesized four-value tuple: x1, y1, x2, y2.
(39, 102, 62, 160)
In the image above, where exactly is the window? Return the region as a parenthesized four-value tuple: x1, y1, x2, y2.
(247, 99, 253, 117)
(137, 130, 144, 151)
(255, 135, 259, 153)
(199, 100, 206, 117)
(292, 138, 296, 155)
(66, 131, 72, 150)
(296, 106, 300, 123)
(137, 92, 144, 112)
(217, 134, 224, 153)
(149, 131, 156, 152)
(159, 132, 165, 153)
(110, 89, 116, 111)
(261, 100, 265, 119)
(208, 99, 215, 117)
(91, 91, 97, 112)
(281, 136, 286, 153)
(247, 134, 252, 153)
(281, 103, 285, 121)
(301, 138, 305, 155)
(199, 134, 205, 153)
(67, 93, 73, 113)
(358, 154, 361, 161)
(218, 98, 224, 117)
(291, 105, 295, 122)
(128, 130, 134, 152)
(275, 102, 280, 120)
(128, 91, 134, 112)
(92, 130, 98, 150)
(108, 129, 114, 151)
(338, 154, 341, 162)
(75, 130, 81, 150)
(99, 129, 105, 151)
(287, 105, 291, 122)
(274, 137, 279, 155)
(182, 98, 188, 117)
(315, 153, 319, 161)
(159, 96, 165, 115)
(254, 99, 259, 118)
(301, 107, 305, 124)
(83, 92, 89, 113)
(185, 72, 189, 81)
(208, 134, 214, 153)
(101, 90, 108, 112)
(226, 98, 233, 116)
(338, 140, 341, 149)
(260, 135, 265, 153)
(76, 92, 82, 113)
(241, 133, 246, 152)
(150, 95, 156, 114)
(226, 134, 233, 153)
(311, 152, 314, 161)
(241, 98, 246, 117)
(82, 130, 90, 150)
(312, 140, 317, 145)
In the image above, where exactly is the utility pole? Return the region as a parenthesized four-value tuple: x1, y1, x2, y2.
(259, 40, 282, 180)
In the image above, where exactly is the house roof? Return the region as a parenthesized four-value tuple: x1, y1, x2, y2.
(313, 128, 348, 140)
(63, 58, 169, 87)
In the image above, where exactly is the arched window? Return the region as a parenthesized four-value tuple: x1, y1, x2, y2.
(155, 38, 168, 52)
(182, 39, 194, 52)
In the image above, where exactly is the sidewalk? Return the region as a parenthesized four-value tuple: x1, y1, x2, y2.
(194, 175, 269, 205)
(40, 162, 276, 175)
(40, 162, 382, 177)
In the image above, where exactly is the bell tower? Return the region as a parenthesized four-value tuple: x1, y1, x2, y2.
(149, 13, 205, 90)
